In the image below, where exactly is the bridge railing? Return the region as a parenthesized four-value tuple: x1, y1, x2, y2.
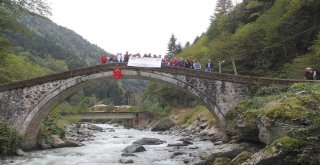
(0, 63, 317, 92)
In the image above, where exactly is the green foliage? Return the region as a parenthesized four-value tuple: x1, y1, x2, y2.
(231, 151, 254, 165)
(255, 86, 289, 96)
(40, 116, 66, 139)
(227, 83, 320, 124)
(171, 105, 216, 126)
(289, 83, 320, 93)
(263, 97, 310, 120)
(0, 54, 47, 83)
(0, 121, 23, 159)
(179, 0, 320, 77)
(269, 136, 300, 152)
(143, 82, 195, 108)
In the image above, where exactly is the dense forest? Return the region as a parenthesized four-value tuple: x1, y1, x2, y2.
(0, 0, 108, 83)
(178, 0, 320, 79)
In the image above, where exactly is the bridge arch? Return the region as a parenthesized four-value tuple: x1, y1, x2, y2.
(20, 68, 225, 149)
(0, 63, 307, 150)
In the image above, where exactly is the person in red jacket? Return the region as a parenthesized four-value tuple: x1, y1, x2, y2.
(100, 55, 107, 63)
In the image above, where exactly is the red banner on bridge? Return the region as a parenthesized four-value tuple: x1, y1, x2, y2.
(113, 66, 123, 80)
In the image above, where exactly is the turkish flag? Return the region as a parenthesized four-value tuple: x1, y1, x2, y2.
(113, 66, 123, 79)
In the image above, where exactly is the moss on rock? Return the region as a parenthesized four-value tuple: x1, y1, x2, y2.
(231, 151, 253, 165)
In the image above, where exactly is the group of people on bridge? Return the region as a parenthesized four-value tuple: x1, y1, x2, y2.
(304, 67, 320, 80)
(161, 56, 214, 72)
(100, 52, 162, 64)
(100, 52, 214, 72)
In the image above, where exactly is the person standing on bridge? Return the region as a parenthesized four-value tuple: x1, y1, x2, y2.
(193, 60, 201, 70)
(205, 59, 213, 72)
(304, 67, 315, 80)
(100, 55, 107, 64)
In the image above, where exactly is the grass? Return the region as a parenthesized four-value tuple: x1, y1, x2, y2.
(267, 136, 300, 152)
(170, 105, 216, 127)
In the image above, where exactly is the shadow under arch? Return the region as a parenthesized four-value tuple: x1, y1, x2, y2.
(21, 69, 226, 150)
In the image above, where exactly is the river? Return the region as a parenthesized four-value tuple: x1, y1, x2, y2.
(2, 124, 214, 165)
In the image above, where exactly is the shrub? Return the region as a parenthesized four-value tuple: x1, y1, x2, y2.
(0, 121, 23, 159)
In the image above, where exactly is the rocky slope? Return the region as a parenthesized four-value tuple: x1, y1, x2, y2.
(224, 83, 320, 164)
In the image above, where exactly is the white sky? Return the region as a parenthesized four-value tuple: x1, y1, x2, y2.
(46, 0, 237, 55)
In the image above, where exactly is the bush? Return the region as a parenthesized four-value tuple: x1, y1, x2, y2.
(0, 121, 23, 159)
(255, 86, 289, 96)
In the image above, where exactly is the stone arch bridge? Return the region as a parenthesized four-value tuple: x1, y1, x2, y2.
(0, 63, 309, 150)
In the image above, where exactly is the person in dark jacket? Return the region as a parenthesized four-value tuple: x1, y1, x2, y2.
(205, 59, 213, 72)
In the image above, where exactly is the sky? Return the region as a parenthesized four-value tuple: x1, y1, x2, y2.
(46, 0, 232, 55)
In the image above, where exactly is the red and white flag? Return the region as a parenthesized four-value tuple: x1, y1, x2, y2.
(113, 66, 123, 80)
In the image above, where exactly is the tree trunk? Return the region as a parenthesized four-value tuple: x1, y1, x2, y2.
(232, 57, 238, 75)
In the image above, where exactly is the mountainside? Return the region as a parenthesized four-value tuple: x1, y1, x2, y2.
(0, 12, 107, 83)
(180, 0, 320, 79)
(5, 14, 107, 70)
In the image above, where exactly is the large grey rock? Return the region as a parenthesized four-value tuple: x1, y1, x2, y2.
(151, 118, 175, 131)
(258, 116, 288, 144)
(231, 151, 253, 165)
(199, 143, 261, 164)
(39, 139, 52, 149)
(119, 159, 134, 164)
(212, 157, 231, 165)
(242, 147, 286, 165)
(133, 138, 166, 145)
(50, 135, 66, 148)
(64, 139, 84, 147)
(123, 144, 146, 153)
(167, 143, 188, 147)
(87, 124, 103, 132)
(15, 149, 27, 156)
(170, 151, 186, 158)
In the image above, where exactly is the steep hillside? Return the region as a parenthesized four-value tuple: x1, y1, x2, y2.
(0, 12, 107, 83)
(180, 0, 320, 78)
(4, 14, 107, 70)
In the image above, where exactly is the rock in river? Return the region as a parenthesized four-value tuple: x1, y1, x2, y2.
(133, 138, 166, 145)
(123, 144, 146, 153)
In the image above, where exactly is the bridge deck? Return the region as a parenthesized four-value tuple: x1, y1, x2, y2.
(62, 112, 145, 120)
(0, 63, 317, 92)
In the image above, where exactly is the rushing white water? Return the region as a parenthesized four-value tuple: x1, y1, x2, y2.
(3, 124, 214, 165)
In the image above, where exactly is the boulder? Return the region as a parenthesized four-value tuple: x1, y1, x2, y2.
(151, 118, 175, 131)
(121, 153, 137, 157)
(50, 135, 66, 148)
(15, 149, 26, 156)
(242, 147, 286, 165)
(87, 124, 103, 132)
(39, 139, 52, 149)
(167, 143, 188, 147)
(258, 116, 288, 144)
(212, 157, 231, 165)
(231, 151, 253, 165)
(170, 151, 186, 158)
(123, 144, 146, 153)
(119, 159, 134, 164)
(199, 143, 261, 164)
(64, 139, 83, 147)
(200, 122, 208, 129)
(133, 138, 166, 145)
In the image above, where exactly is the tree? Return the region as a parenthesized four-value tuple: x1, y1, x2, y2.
(184, 41, 190, 48)
(167, 34, 177, 57)
(215, 0, 233, 16)
(174, 42, 183, 54)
